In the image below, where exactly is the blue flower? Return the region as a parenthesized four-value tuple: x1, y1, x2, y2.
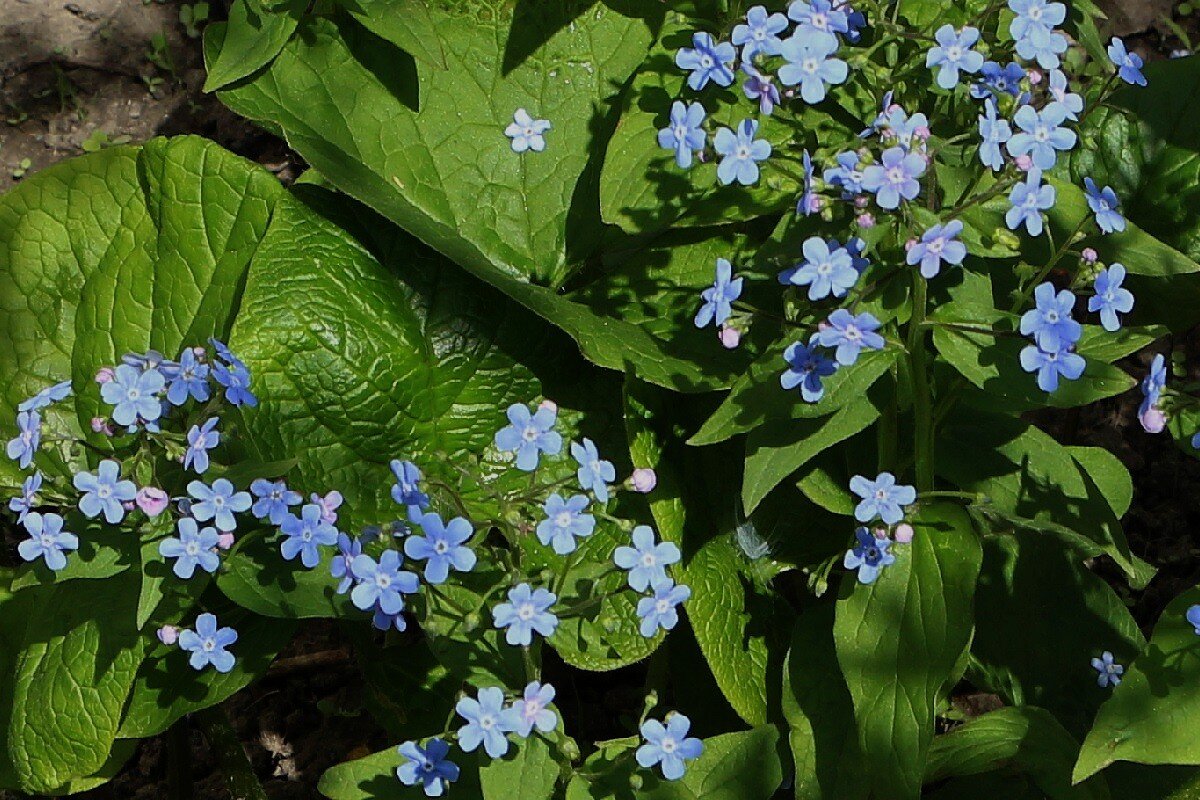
(1020, 282, 1082, 353)
(844, 7, 867, 42)
(787, 0, 849, 44)
(457, 687, 513, 759)
(1006, 170, 1056, 236)
(657, 101, 707, 170)
(123, 349, 178, 375)
(676, 32, 736, 90)
(1009, 0, 1067, 67)
(350, 550, 419, 614)
(861, 146, 926, 209)
(1108, 38, 1147, 86)
(636, 714, 703, 781)
(815, 309, 885, 366)
(907, 220, 967, 279)
(7, 410, 40, 469)
(330, 533, 362, 594)
(179, 613, 237, 673)
(850, 472, 916, 524)
(1048, 69, 1083, 119)
(695, 258, 744, 328)
(1017, 25, 1068, 69)
(405, 511, 477, 584)
(389, 459, 429, 512)
(17, 512, 77, 571)
(1088, 265, 1134, 331)
(493, 583, 558, 646)
(1141, 353, 1167, 411)
(843, 527, 895, 584)
(1187, 604, 1200, 635)
(733, 5, 788, 60)
(926, 25, 984, 90)
(781, 236, 859, 300)
(571, 438, 616, 502)
(870, 104, 930, 150)
(9, 471, 41, 522)
(505, 108, 551, 153)
(397, 739, 459, 796)
(502, 681, 557, 738)
(166, 348, 210, 406)
(101, 364, 165, 427)
(280, 503, 339, 568)
(970, 61, 1025, 100)
(184, 418, 220, 474)
(311, 490, 343, 524)
(188, 478, 251, 532)
(824, 150, 864, 198)
(18, 380, 72, 413)
(1084, 177, 1125, 234)
(741, 64, 781, 115)
(372, 600, 410, 632)
(74, 459, 137, 524)
(250, 478, 301, 525)
(637, 579, 690, 637)
(797, 148, 821, 216)
(536, 493, 595, 555)
(778, 32, 848, 104)
(1091, 651, 1124, 688)
(159, 517, 221, 579)
(977, 100, 1013, 171)
(1007, 104, 1076, 171)
(1020, 344, 1086, 392)
(211, 357, 256, 407)
(494, 403, 562, 471)
(713, 119, 771, 186)
(781, 339, 839, 403)
(614, 525, 681, 592)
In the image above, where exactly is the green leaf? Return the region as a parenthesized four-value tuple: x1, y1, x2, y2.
(318, 745, 483, 800)
(339, 0, 448, 69)
(217, 529, 360, 619)
(202, 0, 304, 92)
(479, 733, 559, 800)
(834, 503, 983, 800)
(1075, 587, 1200, 782)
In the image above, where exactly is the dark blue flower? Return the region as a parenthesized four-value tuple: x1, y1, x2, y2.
(741, 64, 781, 115)
(970, 61, 1025, 100)
(397, 739, 459, 796)
(179, 613, 237, 673)
(636, 714, 703, 781)
(1088, 265, 1134, 331)
(843, 527, 895, 584)
(166, 348, 210, 406)
(824, 150, 864, 198)
(781, 339, 838, 403)
(1187, 605, 1200, 635)
(405, 511, 476, 584)
(159, 517, 221, 579)
(1108, 38, 1147, 86)
(797, 149, 820, 215)
(17, 512, 77, 571)
(212, 358, 257, 407)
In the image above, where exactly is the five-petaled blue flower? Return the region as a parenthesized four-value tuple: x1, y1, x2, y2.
(102, 364, 165, 427)
(695, 257, 744, 328)
(350, 550, 419, 614)
(1007, 104, 1076, 171)
(184, 417, 220, 474)
(861, 146, 926, 209)
(159, 517, 221, 579)
(978, 100, 1013, 171)
(1108, 38, 1147, 86)
(850, 472, 916, 524)
(502, 681, 557, 738)
(1091, 651, 1124, 688)
(505, 109, 551, 153)
(787, 0, 849, 44)
(824, 150, 864, 198)
(1049, 69, 1083, 119)
(816, 309, 885, 366)
(405, 511, 477, 584)
(212, 356, 257, 407)
(1020, 282, 1082, 353)
(188, 478, 251, 532)
(1084, 177, 1126, 234)
(1006, 170, 1056, 236)
(9, 471, 42, 522)
(18, 380, 72, 412)
(536, 493, 596, 555)
(733, 5, 788, 60)
(457, 687, 513, 759)
(74, 459, 137, 524)
(280, 503, 339, 568)
(493, 583, 558, 646)
(389, 459, 429, 513)
(778, 32, 848, 104)
(781, 236, 859, 300)
(250, 478, 301, 525)
(742, 64, 781, 115)
(7, 410, 40, 469)
(571, 438, 616, 502)
(657, 101, 706, 170)
(676, 32, 736, 90)
(844, 527, 895, 584)
(926, 25, 984, 90)
(1020, 344, 1086, 392)
(637, 579, 691, 638)
(713, 119, 771, 186)
(179, 613, 237, 673)
(397, 739, 459, 797)
(781, 339, 839, 403)
(971, 61, 1025, 101)
(330, 533, 362, 594)
(614, 525, 681, 592)
(1009, 0, 1067, 68)
(908, 220, 967, 279)
(495, 403, 562, 471)
(166, 348, 210, 406)
(18, 512, 78, 571)
(1089, 265, 1135, 332)
(637, 714, 704, 781)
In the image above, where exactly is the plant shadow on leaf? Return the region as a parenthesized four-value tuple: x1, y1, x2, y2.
(338, 13, 420, 112)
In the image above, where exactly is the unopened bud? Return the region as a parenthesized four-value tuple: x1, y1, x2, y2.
(1140, 406, 1167, 434)
(95, 367, 115, 384)
(217, 532, 236, 550)
(136, 486, 169, 517)
(1027, 69, 1043, 85)
(628, 774, 644, 791)
(157, 625, 179, 646)
(718, 325, 741, 349)
(856, 212, 875, 229)
(1015, 154, 1034, 171)
(904, 237, 918, 252)
(1081, 247, 1099, 264)
(894, 523, 915, 543)
(630, 468, 657, 493)
(539, 399, 558, 413)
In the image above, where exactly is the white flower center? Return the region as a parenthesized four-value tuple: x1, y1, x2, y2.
(700, 54, 713, 68)
(811, 12, 827, 27)
(202, 638, 215, 652)
(802, 57, 819, 74)
(642, 552, 657, 567)
(947, 46, 962, 61)
(522, 425, 540, 442)
(518, 602, 536, 621)
(661, 736, 678, 753)
(656, 598, 671, 613)
(185, 542, 200, 556)
(555, 511, 574, 528)
(887, 166, 906, 185)
(817, 261, 833, 275)
(97, 485, 112, 499)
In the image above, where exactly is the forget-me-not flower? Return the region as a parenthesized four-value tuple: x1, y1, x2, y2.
(351, 550, 419, 614)
(657, 101, 707, 169)
(614, 525, 681, 592)
(18, 380, 72, 412)
(787, 0, 849, 44)
(778, 33, 848, 104)
(495, 403, 562, 471)
(908, 220, 967, 278)
(1091, 651, 1124, 688)
(250, 478, 301, 525)
(781, 339, 838, 403)
(843, 527, 895, 584)
(824, 150, 864, 198)
(1049, 69, 1083, 119)
(1009, 0, 1066, 40)
(1006, 170, 1056, 236)
(713, 119, 771, 186)
(7, 410, 40, 469)
(637, 715, 703, 781)
(850, 472, 916, 524)
(676, 32, 736, 90)
(797, 149, 821, 216)
(159, 517, 221, 579)
(816, 310, 885, 366)
(1020, 344, 1086, 392)
(926, 25, 984, 90)
(695, 257, 743, 328)
(971, 61, 1025, 100)
(179, 613, 237, 673)
(397, 739, 459, 796)
(1020, 282, 1082, 353)
(733, 5, 788, 60)
(18, 512, 77, 571)
(502, 682, 557, 738)
(212, 357, 257, 407)
(166, 348, 210, 406)
(184, 418, 220, 474)
(861, 146, 926, 209)
(74, 459, 137, 524)
(389, 459, 429, 512)
(637, 579, 690, 637)
(1089, 265, 1134, 331)
(493, 583, 558, 646)
(102, 364, 165, 427)
(505, 109, 551, 153)
(405, 511, 476, 584)
(536, 493, 595, 555)
(1108, 38, 1147, 86)
(1007, 104, 1076, 170)
(457, 687, 513, 759)
(1084, 177, 1126, 234)
(742, 64, 781, 115)
(978, 100, 1013, 171)
(782, 236, 859, 300)
(281, 503, 339, 568)
(571, 438, 616, 502)
(188, 478, 251, 532)
(330, 533, 362, 594)
(9, 471, 41, 521)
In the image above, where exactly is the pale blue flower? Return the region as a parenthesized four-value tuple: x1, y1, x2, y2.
(494, 403, 562, 471)
(816, 309, 885, 365)
(637, 579, 690, 637)
(1020, 344, 1086, 392)
(405, 511, 476, 584)
(1007, 103, 1076, 170)
(733, 5, 788, 60)
(824, 150, 864, 198)
(389, 459, 429, 512)
(179, 613, 237, 673)
(778, 32, 848, 104)
(787, 0, 849, 45)
(695, 257, 744, 328)
(493, 583, 558, 646)
(350, 550, 419, 614)
(330, 533, 362, 594)
(1108, 38, 1147, 86)
(9, 471, 41, 521)
(456, 687, 513, 759)
(1084, 177, 1126, 234)
(741, 64, 781, 115)
(250, 478, 301, 525)
(166, 348, 210, 406)
(188, 478, 251, 532)
(505, 109, 551, 153)
(184, 418, 220, 474)
(1088, 265, 1134, 331)
(280, 503, 338, 568)
(18, 380, 71, 413)
(861, 146, 926, 209)
(74, 459, 136, 524)
(907, 220, 967, 278)
(159, 517, 221, 579)
(850, 472, 916, 524)
(637, 714, 703, 781)
(781, 236, 858, 300)
(926, 25, 984, 89)
(502, 682, 557, 738)
(536, 493, 595, 555)
(571, 438, 615, 502)
(1048, 69, 1083, 119)
(7, 410, 40, 469)
(1006, 170, 1056, 236)
(614, 525, 680, 592)
(101, 364, 165, 427)
(1091, 650, 1123, 688)
(18, 512, 77, 571)
(657, 101, 707, 169)
(676, 32, 736, 90)
(1020, 282, 1081, 353)
(978, 100, 1012, 170)
(713, 119, 771, 186)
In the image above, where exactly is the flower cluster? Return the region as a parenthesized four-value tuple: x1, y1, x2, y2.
(842, 472, 916, 584)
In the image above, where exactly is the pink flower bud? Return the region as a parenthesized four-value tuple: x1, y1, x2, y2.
(136, 486, 169, 517)
(718, 325, 741, 349)
(90, 417, 113, 436)
(122, 500, 136, 511)
(914, 125, 931, 140)
(887, 103, 902, 114)
(1140, 406, 1167, 434)
(1081, 247, 1099, 264)
(311, 490, 343, 524)
(1027, 69, 1043, 85)
(538, 399, 558, 413)
(156, 625, 179, 646)
(816, 321, 830, 332)
(217, 532, 236, 550)
(894, 523, 915, 543)
(95, 367, 115, 384)
(856, 213, 876, 229)
(854, 195, 870, 210)
(1015, 154, 1034, 171)
(630, 468, 657, 494)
